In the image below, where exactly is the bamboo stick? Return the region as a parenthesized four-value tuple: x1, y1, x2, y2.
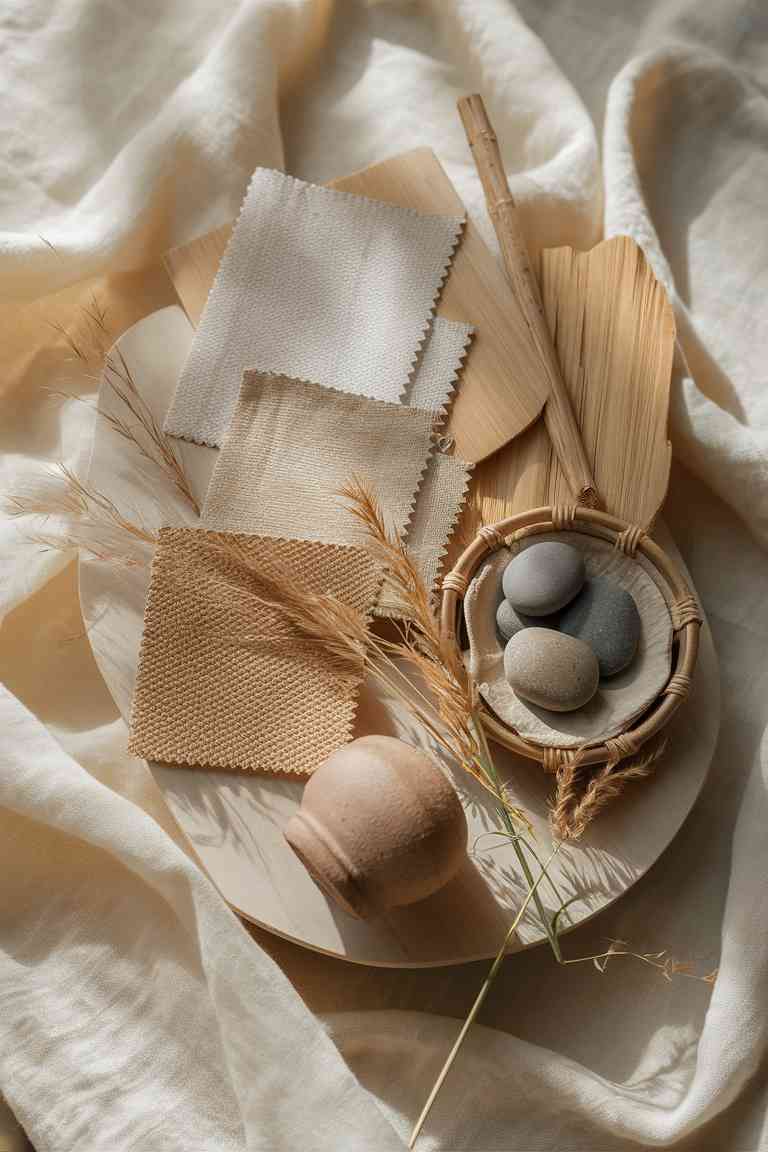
(457, 94, 600, 508)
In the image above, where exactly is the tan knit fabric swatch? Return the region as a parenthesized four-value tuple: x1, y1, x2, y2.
(377, 450, 473, 618)
(201, 373, 436, 545)
(128, 527, 383, 775)
(164, 166, 463, 447)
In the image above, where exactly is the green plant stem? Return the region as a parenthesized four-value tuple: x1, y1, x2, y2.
(408, 848, 556, 1149)
(518, 835, 574, 934)
(472, 712, 563, 963)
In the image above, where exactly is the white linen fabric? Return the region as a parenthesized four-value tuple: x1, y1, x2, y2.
(0, 686, 403, 1152)
(2, 1, 768, 1151)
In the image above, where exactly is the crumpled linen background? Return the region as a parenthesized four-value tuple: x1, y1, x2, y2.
(1, 1, 767, 1150)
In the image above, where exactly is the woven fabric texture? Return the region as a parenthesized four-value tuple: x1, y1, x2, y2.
(201, 373, 436, 545)
(164, 167, 463, 447)
(381, 317, 473, 613)
(377, 450, 473, 617)
(403, 316, 474, 414)
(127, 527, 382, 775)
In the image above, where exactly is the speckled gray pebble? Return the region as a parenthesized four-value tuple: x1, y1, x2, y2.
(496, 600, 560, 643)
(559, 576, 641, 678)
(504, 628, 599, 712)
(496, 600, 529, 641)
(502, 542, 585, 616)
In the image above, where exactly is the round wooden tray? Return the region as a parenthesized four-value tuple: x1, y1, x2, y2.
(78, 308, 721, 967)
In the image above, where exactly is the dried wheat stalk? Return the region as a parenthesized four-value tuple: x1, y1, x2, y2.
(4, 463, 157, 568)
(551, 736, 668, 840)
(50, 297, 199, 515)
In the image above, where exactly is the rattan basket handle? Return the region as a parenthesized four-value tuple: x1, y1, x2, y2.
(458, 94, 600, 509)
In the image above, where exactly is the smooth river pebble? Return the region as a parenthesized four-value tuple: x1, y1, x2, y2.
(496, 599, 530, 640)
(496, 599, 559, 642)
(504, 628, 599, 712)
(559, 576, 641, 677)
(502, 542, 585, 616)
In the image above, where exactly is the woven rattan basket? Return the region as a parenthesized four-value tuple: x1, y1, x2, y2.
(440, 504, 702, 773)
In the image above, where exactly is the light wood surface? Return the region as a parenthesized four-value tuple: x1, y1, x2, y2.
(163, 148, 551, 465)
(79, 307, 719, 966)
(458, 93, 598, 507)
(449, 236, 676, 563)
(540, 238, 675, 526)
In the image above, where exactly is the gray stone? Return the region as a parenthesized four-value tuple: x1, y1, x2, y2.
(496, 599, 559, 642)
(496, 599, 529, 641)
(502, 542, 585, 616)
(504, 628, 599, 713)
(559, 576, 640, 678)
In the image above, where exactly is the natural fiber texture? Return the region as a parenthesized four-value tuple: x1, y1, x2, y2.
(468, 236, 675, 532)
(197, 323, 473, 615)
(404, 317, 474, 415)
(201, 373, 436, 545)
(540, 238, 674, 526)
(376, 318, 473, 615)
(550, 735, 668, 841)
(458, 93, 599, 507)
(377, 451, 473, 617)
(442, 504, 700, 773)
(127, 527, 382, 775)
(463, 532, 673, 748)
(164, 166, 463, 447)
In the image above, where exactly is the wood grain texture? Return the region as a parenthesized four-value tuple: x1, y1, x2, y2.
(447, 235, 675, 565)
(540, 237, 675, 527)
(163, 148, 550, 464)
(458, 93, 598, 507)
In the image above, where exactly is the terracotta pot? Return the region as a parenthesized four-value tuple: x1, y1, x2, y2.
(283, 735, 468, 919)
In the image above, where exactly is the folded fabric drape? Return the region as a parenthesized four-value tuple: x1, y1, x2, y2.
(0, 685, 404, 1151)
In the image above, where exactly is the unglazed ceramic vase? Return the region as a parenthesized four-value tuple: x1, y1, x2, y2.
(283, 736, 468, 918)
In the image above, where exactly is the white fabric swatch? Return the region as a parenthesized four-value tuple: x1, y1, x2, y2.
(164, 167, 463, 447)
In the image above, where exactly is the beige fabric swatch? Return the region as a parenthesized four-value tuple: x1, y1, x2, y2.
(164, 167, 463, 447)
(128, 527, 382, 775)
(201, 373, 436, 545)
(403, 316, 474, 415)
(393, 318, 473, 608)
(377, 450, 473, 617)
